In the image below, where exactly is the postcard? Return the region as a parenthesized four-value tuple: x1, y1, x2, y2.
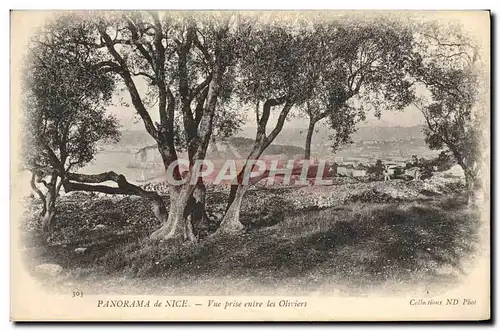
(10, 10, 490, 321)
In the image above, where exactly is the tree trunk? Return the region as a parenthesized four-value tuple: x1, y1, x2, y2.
(216, 185, 248, 235)
(41, 174, 58, 234)
(40, 206, 56, 234)
(225, 184, 239, 213)
(216, 99, 294, 236)
(457, 161, 479, 207)
(304, 118, 317, 160)
(147, 194, 168, 224)
(149, 187, 196, 242)
(464, 172, 479, 206)
(189, 181, 212, 239)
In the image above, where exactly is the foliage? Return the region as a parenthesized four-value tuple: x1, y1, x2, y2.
(432, 151, 456, 171)
(366, 160, 385, 179)
(236, 17, 321, 105)
(409, 21, 485, 193)
(297, 17, 417, 154)
(23, 24, 120, 177)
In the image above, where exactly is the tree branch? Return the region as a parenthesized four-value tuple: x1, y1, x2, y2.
(421, 33, 474, 49)
(30, 172, 46, 208)
(194, 86, 209, 125)
(263, 101, 294, 148)
(130, 70, 156, 82)
(98, 24, 158, 141)
(191, 73, 213, 100)
(193, 30, 214, 67)
(125, 15, 157, 72)
(255, 101, 261, 125)
(255, 95, 288, 142)
(64, 171, 162, 201)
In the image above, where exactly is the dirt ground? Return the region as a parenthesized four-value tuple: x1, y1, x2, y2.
(17, 177, 482, 296)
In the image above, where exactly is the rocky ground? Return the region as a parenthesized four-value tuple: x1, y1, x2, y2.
(20, 174, 465, 247)
(17, 174, 480, 295)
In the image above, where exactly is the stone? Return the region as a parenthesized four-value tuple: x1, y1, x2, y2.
(93, 224, 107, 231)
(35, 263, 63, 276)
(74, 247, 88, 254)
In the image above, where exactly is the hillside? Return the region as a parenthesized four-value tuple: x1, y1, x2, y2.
(107, 130, 306, 157)
(22, 177, 475, 296)
(238, 125, 427, 147)
(114, 126, 427, 150)
(229, 137, 305, 157)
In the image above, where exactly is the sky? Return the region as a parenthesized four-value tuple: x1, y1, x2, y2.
(358, 105, 425, 127)
(108, 73, 427, 132)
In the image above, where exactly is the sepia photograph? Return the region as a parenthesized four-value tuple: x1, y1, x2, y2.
(9, 9, 491, 321)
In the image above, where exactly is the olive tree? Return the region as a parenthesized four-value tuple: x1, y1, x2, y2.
(49, 12, 246, 242)
(23, 23, 120, 233)
(410, 21, 486, 203)
(300, 18, 416, 159)
(216, 17, 326, 234)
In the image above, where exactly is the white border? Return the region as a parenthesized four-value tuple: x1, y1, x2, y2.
(2, 1, 498, 330)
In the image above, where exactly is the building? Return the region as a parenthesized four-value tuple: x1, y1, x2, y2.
(336, 164, 368, 178)
(337, 166, 352, 176)
(352, 169, 367, 177)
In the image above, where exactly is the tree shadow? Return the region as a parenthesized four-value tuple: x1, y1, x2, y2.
(172, 196, 480, 288)
(266, 197, 480, 285)
(22, 193, 481, 294)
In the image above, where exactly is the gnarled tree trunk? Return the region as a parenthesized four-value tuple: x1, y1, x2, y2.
(41, 181, 57, 233)
(150, 186, 196, 242)
(149, 182, 210, 242)
(30, 172, 58, 235)
(189, 181, 212, 239)
(456, 159, 480, 207)
(216, 98, 294, 236)
(217, 184, 248, 235)
(216, 167, 272, 235)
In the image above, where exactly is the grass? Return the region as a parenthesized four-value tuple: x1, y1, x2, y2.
(20, 191, 480, 296)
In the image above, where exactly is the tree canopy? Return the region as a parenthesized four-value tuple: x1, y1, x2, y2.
(21, 11, 488, 239)
(409, 21, 487, 197)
